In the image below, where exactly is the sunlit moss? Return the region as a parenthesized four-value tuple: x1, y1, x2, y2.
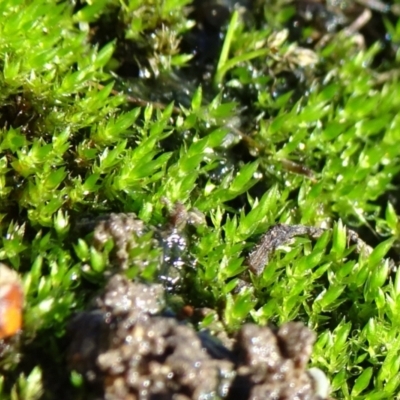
(0, 0, 400, 398)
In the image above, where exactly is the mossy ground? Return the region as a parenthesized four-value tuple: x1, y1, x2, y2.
(1, 0, 400, 398)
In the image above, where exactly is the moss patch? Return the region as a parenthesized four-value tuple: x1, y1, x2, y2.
(0, 0, 400, 398)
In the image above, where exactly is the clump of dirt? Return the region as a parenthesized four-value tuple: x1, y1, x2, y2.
(92, 213, 147, 270)
(76, 208, 204, 292)
(67, 274, 331, 400)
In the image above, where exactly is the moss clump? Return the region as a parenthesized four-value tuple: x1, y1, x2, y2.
(0, 0, 400, 399)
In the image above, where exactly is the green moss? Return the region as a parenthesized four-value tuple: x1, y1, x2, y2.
(0, 0, 400, 398)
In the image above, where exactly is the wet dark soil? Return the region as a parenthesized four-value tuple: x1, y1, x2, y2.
(67, 274, 330, 400)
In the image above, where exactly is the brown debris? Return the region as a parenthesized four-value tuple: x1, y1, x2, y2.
(246, 224, 325, 275)
(245, 223, 392, 276)
(93, 213, 147, 270)
(67, 274, 331, 400)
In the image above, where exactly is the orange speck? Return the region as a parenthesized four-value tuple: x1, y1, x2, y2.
(0, 264, 23, 339)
